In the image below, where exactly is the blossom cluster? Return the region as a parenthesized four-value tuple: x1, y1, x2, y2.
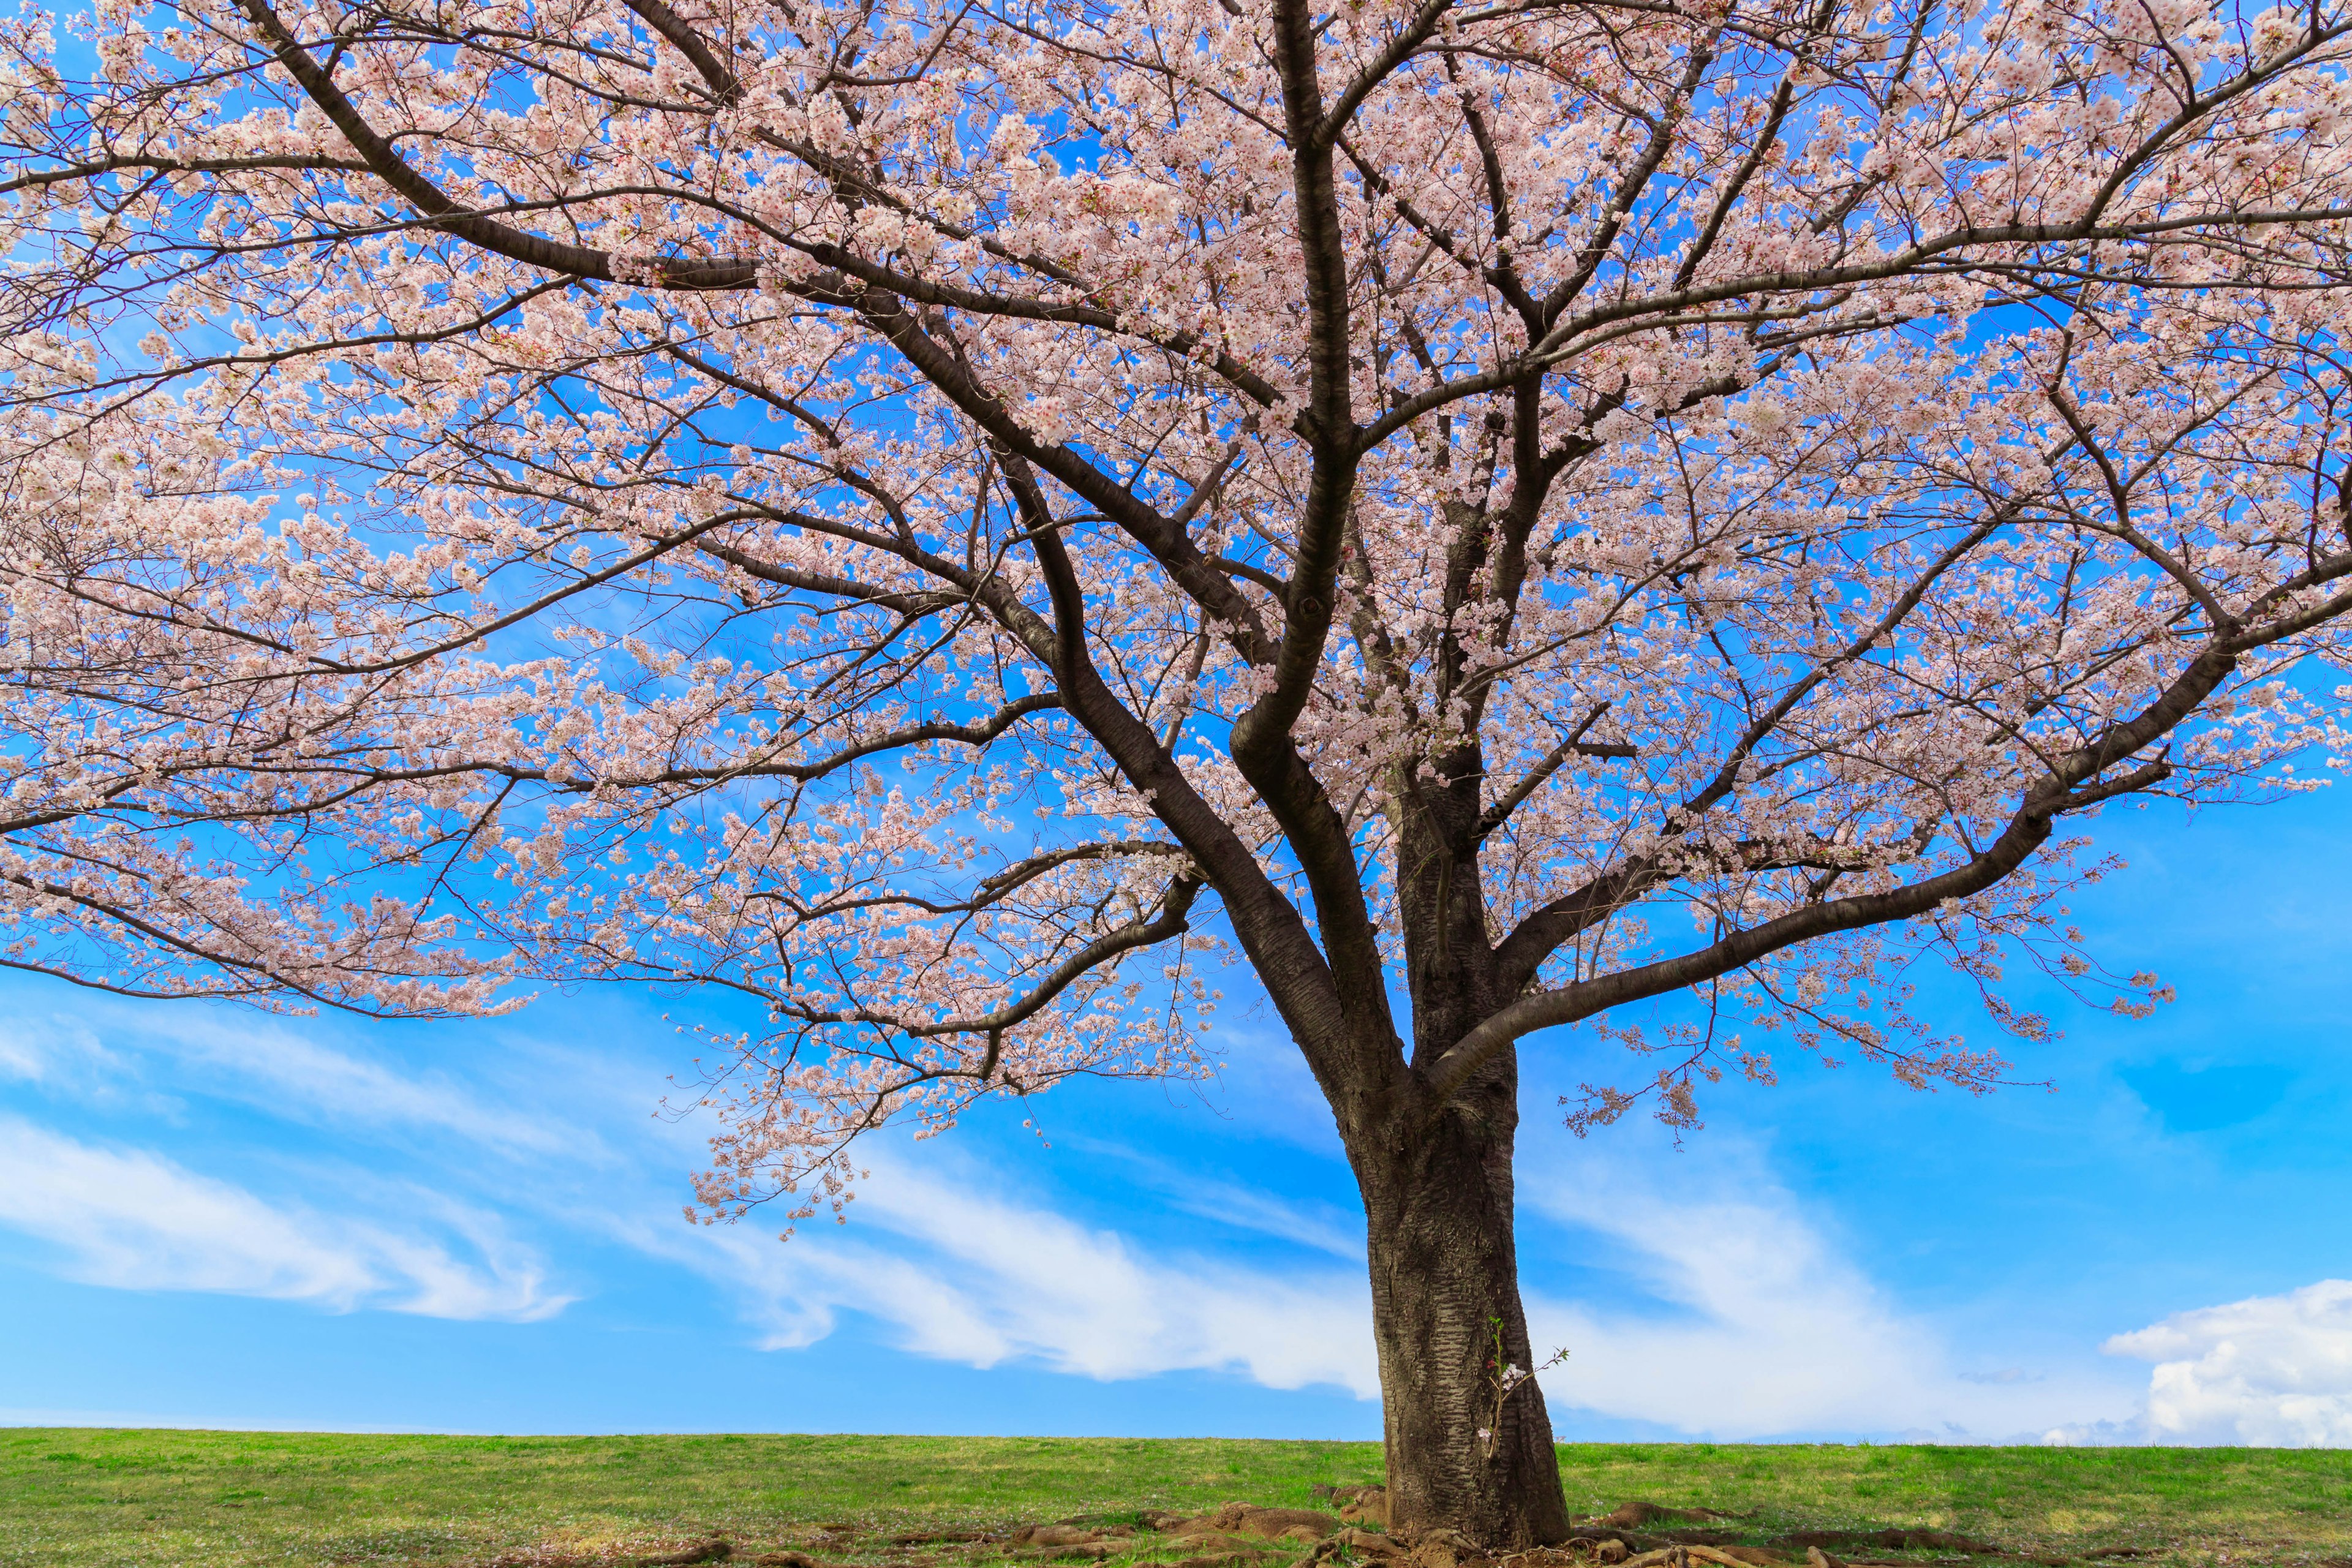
(1, 0, 2350, 1214)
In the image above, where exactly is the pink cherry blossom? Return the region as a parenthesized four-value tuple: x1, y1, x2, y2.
(3, 0, 2351, 1538)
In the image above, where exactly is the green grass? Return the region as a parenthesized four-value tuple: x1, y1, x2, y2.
(2, 1430, 2347, 1568)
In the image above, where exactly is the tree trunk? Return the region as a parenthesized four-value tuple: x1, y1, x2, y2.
(1349, 1053, 1569, 1548)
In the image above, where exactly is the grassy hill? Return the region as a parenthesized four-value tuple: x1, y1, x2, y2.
(2, 1430, 2346, 1568)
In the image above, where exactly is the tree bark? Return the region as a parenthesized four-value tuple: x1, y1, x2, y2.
(1347, 1046, 1570, 1548)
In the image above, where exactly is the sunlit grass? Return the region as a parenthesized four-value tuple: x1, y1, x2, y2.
(3, 1430, 2346, 1568)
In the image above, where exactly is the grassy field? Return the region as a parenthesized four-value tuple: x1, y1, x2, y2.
(2, 1430, 2348, 1568)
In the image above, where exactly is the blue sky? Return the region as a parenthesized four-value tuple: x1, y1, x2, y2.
(2, 787, 2348, 1447)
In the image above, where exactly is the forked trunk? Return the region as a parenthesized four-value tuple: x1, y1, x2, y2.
(1349, 1063, 1569, 1548)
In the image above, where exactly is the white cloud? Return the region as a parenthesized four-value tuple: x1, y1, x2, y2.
(1168, 1180, 1364, 1261)
(0, 988, 603, 1161)
(1193, 1025, 1349, 1155)
(10, 986, 1380, 1395)
(623, 1131, 2163, 1436)
(83, 1006, 583, 1157)
(1065, 1140, 1365, 1260)
(2082, 1280, 2352, 1446)
(1516, 1145, 2132, 1440)
(0, 1115, 570, 1321)
(624, 1155, 1379, 1395)
(34, 983, 2323, 1447)
(0, 1013, 125, 1087)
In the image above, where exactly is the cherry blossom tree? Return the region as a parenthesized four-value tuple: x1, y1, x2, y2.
(5, 0, 2352, 1537)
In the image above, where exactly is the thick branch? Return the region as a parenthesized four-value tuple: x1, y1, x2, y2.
(1431, 644, 2240, 1102)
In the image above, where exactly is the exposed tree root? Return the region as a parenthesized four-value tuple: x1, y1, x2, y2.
(470, 1494, 2218, 1568)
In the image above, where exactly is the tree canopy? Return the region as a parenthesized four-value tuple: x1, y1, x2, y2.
(4, 0, 2351, 1531)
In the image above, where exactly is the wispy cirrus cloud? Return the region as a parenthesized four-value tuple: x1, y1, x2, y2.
(1, 1001, 584, 1158)
(10, 981, 2337, 1449)
(618, 1153, 1380, 1395)
(1062, 1140, 1365, 1261)
(0, 1114, 570, 1322)
(0, 1013, 105, 1084)
(1516, 1145, 2134, 1441)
